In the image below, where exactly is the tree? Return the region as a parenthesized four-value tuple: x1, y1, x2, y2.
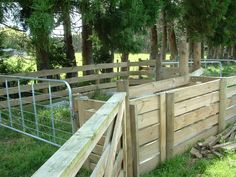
(60, 0, 77, 77)
(182, 0, 231, 65)
(79, 0, 93, 74)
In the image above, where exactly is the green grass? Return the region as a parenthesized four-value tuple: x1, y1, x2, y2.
(204, 64, 236, 77)
(142, 152, 236, 177)
(0, 127, 58, 177)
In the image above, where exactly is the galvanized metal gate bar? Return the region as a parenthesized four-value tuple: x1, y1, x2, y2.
(0, 75, 76, 147)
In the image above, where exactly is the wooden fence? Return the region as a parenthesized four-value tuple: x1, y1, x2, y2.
(219, 76, 236, 131)
(0, 60, 183, 108)
(32, 92, 127, 177)
(33, 76, 236, 177)
(166, 79, 220, 157)
(129, 93, 166, 176)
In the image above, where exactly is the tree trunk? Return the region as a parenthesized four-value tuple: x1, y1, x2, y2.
(35, 33, 50, 71)
(168, 25, 178, 60)
(62, 1, 77, 78)
(189, 41, 194, 59)
(121, 52, 129, 71)
(161, 11, 167, 61)
(82, 19, 93, 75)
(179, 37, 189, 76)
(201, 42, 204, 59)
(155, 53, 162, 81)
(233, 45, 236, 59)
(219, 45, 224, 59)
(193, 42, 201, 71)
(207, 44, 213, 59)
(150, 25, 158, 60)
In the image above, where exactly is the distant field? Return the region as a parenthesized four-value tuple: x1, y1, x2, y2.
(75, 53, 151, 66)
(5, 53, 172, 74)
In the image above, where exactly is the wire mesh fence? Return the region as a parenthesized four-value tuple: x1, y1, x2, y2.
(0, 75, 76, 147)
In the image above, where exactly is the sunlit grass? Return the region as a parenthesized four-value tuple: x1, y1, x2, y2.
(142, 152, 236, 177)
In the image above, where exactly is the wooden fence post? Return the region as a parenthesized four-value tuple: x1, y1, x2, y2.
(117, 80, 133, 177)
(166, 92, 175, 159)
(117, 59, 120, 80)
(129, 104, 139, 177)
(219, 78, 227, 132)
(126, 61, 130, 80)
(73, 96, 79, 129)
(138, 58, 143, 79)
(159, 93, 167, 162)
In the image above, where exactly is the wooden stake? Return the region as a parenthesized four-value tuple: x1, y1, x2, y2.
(166, 92, 175, 159)
(117, 80, 133, 177)
(219, 78, 227, 132)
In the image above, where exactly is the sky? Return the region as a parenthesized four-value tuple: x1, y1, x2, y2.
(1, 3, 82, 37)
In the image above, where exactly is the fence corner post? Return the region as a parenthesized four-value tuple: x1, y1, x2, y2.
(166, 92, 175, 159)
(117, 80, 133, 177)
(159, 92, 167, 162)
(219, 78, 227, 133)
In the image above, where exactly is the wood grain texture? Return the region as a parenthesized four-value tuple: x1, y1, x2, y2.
(174, 103, 219, 131)
(173, 125, 218, 156)
(173, 79, 220, 102)
(138, 124, 160, 146)
(174, 114, 218, 146)
(174, 91, 219, 116)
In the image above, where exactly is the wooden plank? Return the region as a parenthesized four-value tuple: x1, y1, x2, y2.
(0, 62, 128, 81)
(129, 60, 155, 67)
(174, 91, 219, 116)
(117, 80, 132, 177)
(226, 95, 236, 108)
(219, 78, 227, 132)
(129, 104, 139, 177)
(0, 90, 68, 108)
(174, 114, 218, 146)
(112, 150, 123, 177)
(129, 76, 189, 98)
(0, 81, 65, 96)
(139, 140, 160, 163)
(226, 115, 236, 126)
(139, 154, 160, 175)
(190, 76, 218, 82)
(226, 85, 236, 98)
(159, 93, 166, 162)
(174, 103, 219, 131)
(166, 92, 175, 159)
(90, 144, 110, 177)
(76, 82, 117, 93)
(89, 153, 101, 164)
(131, 95, 159, 114)
(129, 79, 153, 86)
(93, 144, 103, 155)
(137, 110, 159, 129)
(138, 124, 159, 146)
(173, 80, 220, 102)
(104, 100, 125, 177)
(225, 104, 236, 121)
(226, 76, 236, 87)
(173, 125, 218, 156)
(32, 93, 125, 177)
(129, 70, 152, 76)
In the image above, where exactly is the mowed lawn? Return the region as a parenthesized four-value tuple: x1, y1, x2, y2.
(142, 151, 236, 177)
(0, 127, 58, 177)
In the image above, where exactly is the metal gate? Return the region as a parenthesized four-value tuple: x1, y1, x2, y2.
(0, 75, 76, 147)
